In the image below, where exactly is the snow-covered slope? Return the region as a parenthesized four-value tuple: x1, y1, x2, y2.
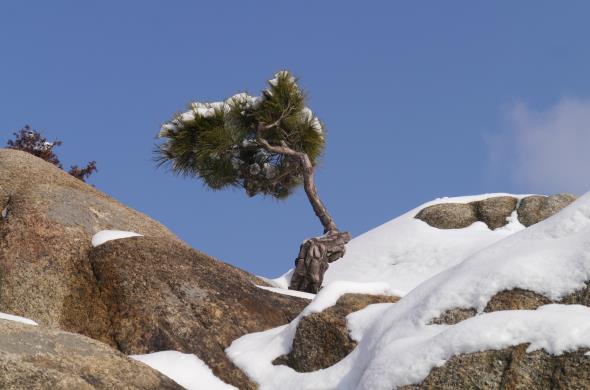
(273, 193, 529, 295)
(229, 192, 590, 389)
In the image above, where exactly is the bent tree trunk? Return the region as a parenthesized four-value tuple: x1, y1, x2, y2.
(288, 153, 351, 293)
(257, 126, 351, 293)
(289, 230, 351, 293)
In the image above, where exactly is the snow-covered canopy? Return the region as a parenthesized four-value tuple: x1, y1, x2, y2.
(158, 71, 323, 139)
(156, 70, 326, 199)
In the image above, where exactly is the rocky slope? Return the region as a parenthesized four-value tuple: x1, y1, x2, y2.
(0, 149, 308, 389)
(90, 237, 306, 388)
(2, 147, 589, 389)
(415, 193, 576, 229)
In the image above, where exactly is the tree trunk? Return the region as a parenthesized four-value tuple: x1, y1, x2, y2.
(256, 126, 351, 293)
(299, 154, 337, 233)
(289, 230, 351, 293)
(288, 154, 351, 293)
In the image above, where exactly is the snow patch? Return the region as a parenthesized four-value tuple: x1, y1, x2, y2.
(495, 209, 525, 233)
(0, 312, 37, 326)
(131, 351, 237, 390)
(347, 303, 395, 343)
(256, 285, 315, 300)
(159, 72, 323, 137)
(91, 230, 142, 247)
(301, 281, 399, 316)
(180, 111, 196, 123)
(268, 70, 295, 87)
(264, 269, 294, 289)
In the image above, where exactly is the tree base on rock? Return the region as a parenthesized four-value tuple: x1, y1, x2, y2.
(289, 231, 351, 293)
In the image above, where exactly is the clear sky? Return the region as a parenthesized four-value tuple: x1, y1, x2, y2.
(2, 1, 590, 277)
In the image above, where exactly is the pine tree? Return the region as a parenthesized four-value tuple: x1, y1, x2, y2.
(6, 126, 97, 182)
(156, 71, 350, 292)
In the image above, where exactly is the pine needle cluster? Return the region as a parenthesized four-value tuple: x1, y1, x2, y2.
(156, 71, 325, 199)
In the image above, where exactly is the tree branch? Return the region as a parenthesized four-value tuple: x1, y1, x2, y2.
(264, 101, 294, 131)
(256, 122, 338, 233)
(256, 124, 302, 157)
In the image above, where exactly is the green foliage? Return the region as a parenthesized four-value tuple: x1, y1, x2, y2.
(156, 71, 326, 199)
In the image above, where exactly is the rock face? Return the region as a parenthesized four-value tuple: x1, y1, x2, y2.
(3, 149, 584, 389)
(0, 149, 182, 344)
(273, 293, 399, 372)
(415, 196, 518, 230)
(90, 236, 308, 389)
(483, 288, 552, 313)
(414, 202, 479, 229)
(432, 283, 590, 326)
(477, 196, 519, 230)
(400, 344, 590, 390)
(517, 194, 577, 227)
(429, 307, 477, 326)
(415, 194, 575, 230)
(409, 283, 590, 387)
(0, 149, 309, 389)
(0, 320, 181, 390)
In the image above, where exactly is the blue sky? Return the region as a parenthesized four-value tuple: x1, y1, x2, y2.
(2, 1, 589, 277)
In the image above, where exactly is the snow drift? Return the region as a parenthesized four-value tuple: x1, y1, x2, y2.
(229, 192, 590, 389)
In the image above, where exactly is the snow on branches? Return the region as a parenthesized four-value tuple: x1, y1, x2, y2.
(156, 71, 325, 199)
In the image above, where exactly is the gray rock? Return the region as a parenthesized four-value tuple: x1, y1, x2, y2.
(274, 293, 399, 372)
(415, 203, 479, 229)
(416, 194, 575, 230)
(431, 283, 590, 326)
(0, 148, 182, 344)
(517, 194, 577, 227)
(0, 319, 180, 390)
(484, 288, 552, 313)
(400, 344, 590, 389)
(429, 308, 477, 325)
(476, 196, 518, 230)
(415, 196, 519, 230)
(91, 236, 308, 389)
